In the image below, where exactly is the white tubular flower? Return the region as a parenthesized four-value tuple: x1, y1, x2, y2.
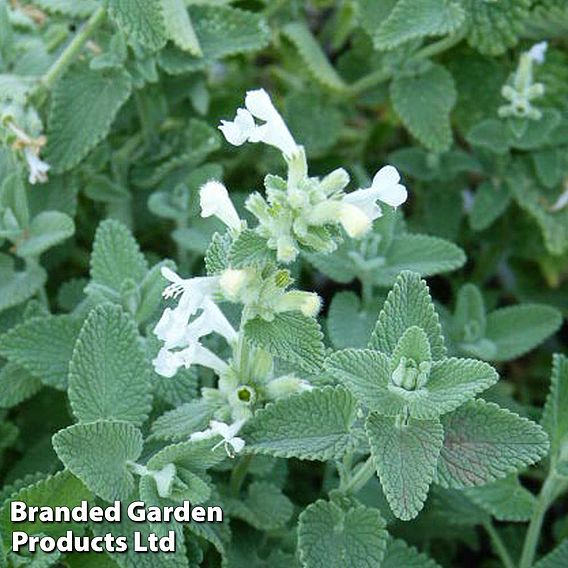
(24, 148, 50, 185)
(152, 341, 229, 378)
(211, 419, 246, 456)
(191, 420, 246, 457)
(219, 88, 300, 158)
(151, 463, 177, 498)
(190, 298, 238, 344)
(154, 267, 220, 348)
(528, 41, 548, 64)
(343, 165, 407, 218)
(200, 181, 242, 231)
(152, 348, 186, 378)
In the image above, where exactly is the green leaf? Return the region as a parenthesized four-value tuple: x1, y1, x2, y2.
(135, 259, 175, 325)
(463, 0, 531, 56)
(159, 6, 270, 74)
(15, 211, 75, 258)
(224, 482, 293, 531)
(374, 0, 465, 50)
(151, 398, 218, 442)
(436, 400, 549, 488)
(205, 232, 231, 275)
(391, 65, 456, 153)
(282, 22, 346, 91)
(381, 538, 443, 568)
(0, 254, 46, 314)
(485, 305, 562, 361)
(88, 219, 148, 299)
(0, 314, 82, 390)
(162, 0, 201, 56)
(298, 500, 388, 568)
(424, 358, 498, 417)
(369, 271, 446, 359)
(464, 476, 536, 522)
(510, 170, 568, 255)
(0, 362, 42, 408)
(229, 229, 275, 269)
(466, 119, 510, 154)
(285, 91, 344, 156)
(327, 291, 377, 349)
(534, 540, 568, 568)
(245, 312, 325, 374)
(326, 349, 404, 415)
(0, 470, 91, 545)
(46, 66, 132, 172)
(541, 354, 568, 471)
(147, 438, 227, 473)
(68, 304, 153, 426)
(377, 234, 465, 286)
(34, 0, 97, 17)
(107, 0, 166, 51)
(244, 386, 359, 461)
(469, 180, 512, 231)
(53, 420, 143, 502)
(366, 413, 444, 520)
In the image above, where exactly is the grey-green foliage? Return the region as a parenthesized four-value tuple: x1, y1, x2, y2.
(326, 271, 548, 519)
(446, 283, 562, 361)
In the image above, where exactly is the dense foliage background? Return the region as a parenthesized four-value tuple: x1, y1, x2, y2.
(0, 1, 567, 567)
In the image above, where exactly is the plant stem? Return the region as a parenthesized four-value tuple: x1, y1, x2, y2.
(350, 68, 392, 96)
(230, 454, 253, 497)
(484, 522, 515, 568)
(341, 456, 375, 494)
(40, 6, 107, 91)
(519, 472, 568, 568)
(361, 276, 374, 309)
(349, 27, 467, 96)
(412, 27, 467, 62)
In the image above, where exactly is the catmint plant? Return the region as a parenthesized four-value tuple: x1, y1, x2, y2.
(0, 2, 566, 568)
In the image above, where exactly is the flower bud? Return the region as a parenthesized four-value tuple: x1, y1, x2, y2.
(339, 203, 372, 238)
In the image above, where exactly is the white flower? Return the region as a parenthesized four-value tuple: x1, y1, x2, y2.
(341, 165, 407, 237)
(154, 267, 220, 348)
(219, 88, 300, 158)
(344, 165, 407, 219)
(528, 41, 548, 64)
(153, 266, 235, 378)
(153, 342, 229, 377)
(24, 148, 50, 185)
(190, 419, 246, 457)
(200, 181, 242, 231)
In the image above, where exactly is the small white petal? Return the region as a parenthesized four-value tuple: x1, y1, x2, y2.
(219, 268, 248, 300)
(372, 165, 408, 207)
(200, 180, 242, 231)
(152, 348, 184, 378)
(372, 165, 400, 187)
(25, 148, 50, 185)
(228, 436, 245, 454)
(218, 108, 255, 146)
(244, 89, 278, 122)
(528, 41, 548, 64)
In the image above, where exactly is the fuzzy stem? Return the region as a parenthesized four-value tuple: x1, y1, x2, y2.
(483, 522, 515, 568)
(230, 454, 253, 497)
(412, 27, 467, 61)
(341, 456, 375, 494)
(41, 6, 107, 91)
(519, 473, 568, 568)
